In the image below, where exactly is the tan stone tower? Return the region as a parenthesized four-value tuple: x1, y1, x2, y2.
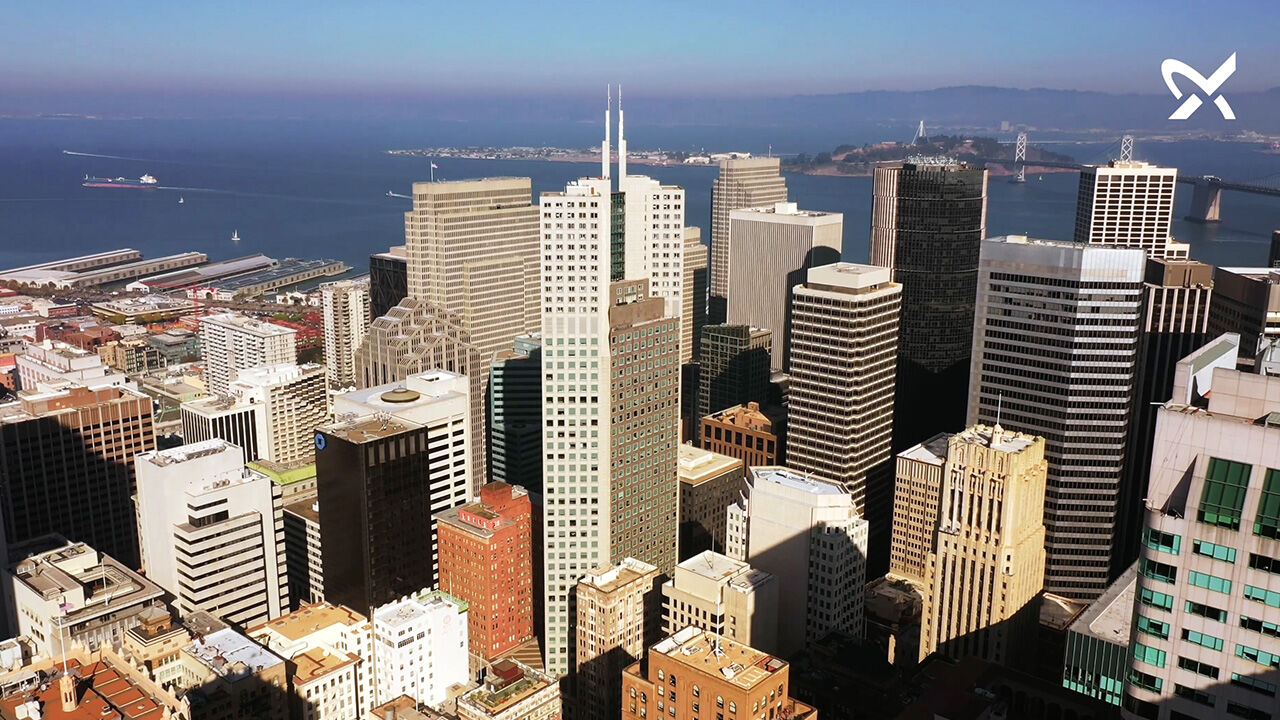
(920, 423, 1048, 665)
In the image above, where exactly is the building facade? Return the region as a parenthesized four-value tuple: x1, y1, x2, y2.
(709, 157, 789, 323)
(1208, 266, 1280, 370)
(457, 658, 562, 720)
(967, 235, 1146, 600)
(371, 590, 469, 708)
(1062, 563, 1136, 708)
(489, 335, 542, 490)
(725, 203, 842, 372)
(1073, 160, 1184, 259)
(697, 325, 771, 421)
(575, 558, 661, 720)
(134, 439, 289, 626)
(369, 245, 408, 322)
(700, 402, 782, 468)
(890, 432, 951, 585)
(869, 161, 988, 451)
(249, 602, 373, 720)
(321, 278, 371, 389)
(198, 312, 297, 397)
(683, 227, 709, 363)
(661, 550, 778, 654)
(677, 444, 744, 559)
(317, 370, 471, 613)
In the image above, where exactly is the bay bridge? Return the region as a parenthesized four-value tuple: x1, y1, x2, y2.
(974, 132, 1280, 223)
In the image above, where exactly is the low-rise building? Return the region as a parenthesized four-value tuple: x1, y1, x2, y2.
(121, 605, 193, 687)
(178, 626, 289, 720)
(677, 445, 744, 559)
(576, 558, 662, 720)
(700, 402, 783, 467)
(456, 658, 560, 720)
(250, 603, 372, 720)
(661, 551, 778, 655)
(372, 590, 469, 708)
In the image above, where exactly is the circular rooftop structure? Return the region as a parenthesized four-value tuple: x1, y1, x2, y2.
(380, 386, 421, 403)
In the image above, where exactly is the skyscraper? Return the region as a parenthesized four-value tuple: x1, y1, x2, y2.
(0, 384, 155, 568)
(1115, 258, 1213, 574)
(869, 161, 988, 450)
(198, 313, 297, 397)
(968, 235, 1145, 600)
(575, 557, 661, 720)
(1208, 266, 1280, 370)
(321, 278, 370, 389)
(618, 173, 686, 360)
(725, 203, 842, 371)
(919, 424, 1048, 665)
(676, 444, 744, 559)
(1122, 333, 1280, 720)
(134, 439, 289, 626)
(786, 262, 900, 573)
(660, 550, 778, 654)
(488, 335, 542, 490)
(710, 157, 789, 323)
(368, 245, 407, 321)
(1074, 160, 1186, 259)
(404, 177, 540, 361)
(696, 325, 771, 421)
(890, 432, 951, 585)
(727, 466, 868, 657)
(682, 227, 708, 363)
(316, 370, 471, 612)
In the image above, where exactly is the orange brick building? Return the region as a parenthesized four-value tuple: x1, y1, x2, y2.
(435, 481, 534, 664)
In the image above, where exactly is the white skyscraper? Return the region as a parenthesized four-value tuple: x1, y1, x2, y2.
(134, 439, 288, 626)
(1073, 160, 1186, 259)
(321, 278, 370, 389)
(199, 312, 297, 396)
(371, 590, 469, 708)
(726, 466, 868, 657)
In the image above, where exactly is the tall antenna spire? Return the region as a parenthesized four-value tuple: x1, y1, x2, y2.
(618, 84, 627, 180)
(602, 84, 611, 180)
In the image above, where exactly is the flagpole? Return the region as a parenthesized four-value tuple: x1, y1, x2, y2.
(430, 160, 435, 183)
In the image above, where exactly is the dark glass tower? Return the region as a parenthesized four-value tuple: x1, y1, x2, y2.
(870, 161, 987, 451)
(697, 324, 772, 421)
(368, 247, 407, 322)
(488, 335, 543, 492)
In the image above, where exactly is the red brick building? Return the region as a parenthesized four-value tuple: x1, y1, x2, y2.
(435, 481, 533, 664)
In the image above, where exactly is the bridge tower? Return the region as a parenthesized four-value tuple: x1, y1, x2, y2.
(1120, 135, 1134, 163)
(1187, 178, 1223, 223)
(1012, 132, 1027, 183)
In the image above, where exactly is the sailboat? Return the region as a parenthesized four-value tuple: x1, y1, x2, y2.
(178, 196, 185, 204)
(231, 229, 241, 242)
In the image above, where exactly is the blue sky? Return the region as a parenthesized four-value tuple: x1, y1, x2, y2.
(3, 1, 1278, 104)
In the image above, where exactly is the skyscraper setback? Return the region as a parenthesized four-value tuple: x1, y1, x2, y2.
(710, 157, 788, 323)
(968, 236, 1145, 600)
(870, 161, 988, 449)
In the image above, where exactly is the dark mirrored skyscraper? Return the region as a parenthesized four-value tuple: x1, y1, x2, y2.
(870, 161, 987, 451)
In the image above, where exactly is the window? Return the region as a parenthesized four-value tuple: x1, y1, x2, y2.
(1198, 457, 1251, 529)
(1256, 468, 1280, 539)
(729, 702, 737, 714)
(1227, 701, 1271, 720)
(1128, 670, 1161, 693)
(1140, 558, 1177, 584)
(1143, 527, 1181, 554)
(1232, 673, 1278, 697)
(1139, 587, 1174, 611)
(1177, 656, 1219, 679)
(1194, 540, 1237, 563)
(693, 686, 700, 698)
(1185, 600, 1227, 622)
(716, 697, 723, 709)
(1236, 644, 1280, 668)
(1181, 628, 1224, 651)
(1248, 552, 1280, 574)
(658, 669, 665, 682)
(1244, 585, 1280, 608)
(1137, 616, 1169, 639)
(1188, 570, 1233, 594)
(1133, 643, 1166, 668)
(1173, 684, 1215, 707)
(1241, 616, 1280, 639)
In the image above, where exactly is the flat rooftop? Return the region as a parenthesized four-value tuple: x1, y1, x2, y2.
(1067, 562, 1136, 647)
(319, 414, 418, 443)
(676, 551, 749, 582)
(200, 312, 296, 337)
(214, 258, 345, 292)
(374, 591, 466, 631)
(283, 497, 320, 524)
(250, 603, 366, 643)
(649, 627, 786, 691)
(581, 558, 658, 594)
(13, 540, 163, 626)
(185, 628, 283, 680)
(899, 432, 952, 466)
(292, 646, 358, 685)
(752, 466, 847, 496)
(677, 444, 743, 485)
(138, 438, 237, 467)
(732, 202, 836, 218)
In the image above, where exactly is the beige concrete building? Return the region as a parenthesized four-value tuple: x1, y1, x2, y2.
(891, 432, 952, 585)
(321, 278, 370, 389)
(354, 297, 486, 486)
(726, 202, 842, 371)
(199, 312, 297, 396)
(249, 602, 373, 720)
(920, 424, 1048, 666)
(404, 177, 540, 361)
(121, 605, 194, 687)
(1074, 160, 1186, 259)
(230, 362, 328, 465)
(786, 262, 900, 572)
(682, 227, 708, 364)
(575, 558, 661, 720)
(677, 444, 744, 559)
(661, 550, 778, 654)
(1121, 333, 1280, 720)
(710, 157, 789, 319)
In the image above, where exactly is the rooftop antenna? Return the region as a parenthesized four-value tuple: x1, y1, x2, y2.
(602, 84, 611, 181)
(618, 84, 627, 180)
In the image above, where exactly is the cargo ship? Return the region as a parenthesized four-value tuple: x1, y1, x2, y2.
(83, 174, 158, 189)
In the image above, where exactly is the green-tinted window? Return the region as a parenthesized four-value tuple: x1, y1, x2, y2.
(1236, 644, 1280, 668)
(1128, 670, 1162, 693)
(1199, 457, 1252, 529)
(1255, 468, 1280, 539)
(1244, 585, 1280, 608)
(1194, 540, 1237, 563)
(1177, 656, 1220, 678)
(1133, 643, 1166, 668)
(1185, 600, 1227, 622)
(1231, 673, 1278, 697)
(1139, 587, 1174, 611)
(1143, 527, 1181, 554)
(1240, 616, 1280, 639)
(1140, 558, 1178, 584)
(1181, 628, 1224, 651)
(1188, 570, 1233, 594)
(1136, 616, 1169, 639)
